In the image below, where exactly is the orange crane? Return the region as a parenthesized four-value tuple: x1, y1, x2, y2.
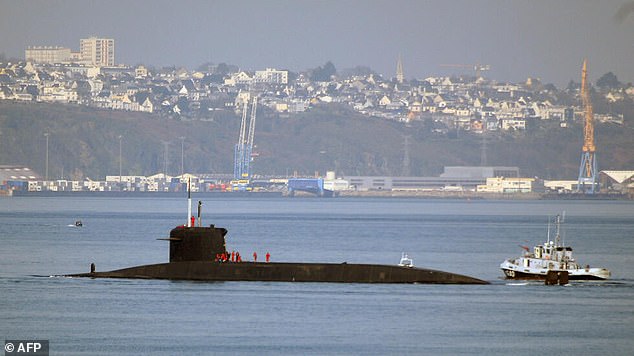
(577, 59, 598, 193)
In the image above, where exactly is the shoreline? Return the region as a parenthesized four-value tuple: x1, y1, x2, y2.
(3, 189, 631, 200)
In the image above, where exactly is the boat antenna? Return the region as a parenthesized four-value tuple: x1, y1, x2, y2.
(547, 215, 551, 245)
(555, 214, 561, 246)
(561, 211, 566, 246)
(187, 178, 192, 227)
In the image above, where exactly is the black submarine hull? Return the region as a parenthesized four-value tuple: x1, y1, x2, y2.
(68, 225, 488, 284)
(70, 261, 487, 284)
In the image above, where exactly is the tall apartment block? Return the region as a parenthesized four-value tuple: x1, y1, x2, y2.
(80, 37, 115, 66)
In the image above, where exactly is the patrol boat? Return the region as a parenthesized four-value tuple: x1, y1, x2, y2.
(500, 214, 610, 280)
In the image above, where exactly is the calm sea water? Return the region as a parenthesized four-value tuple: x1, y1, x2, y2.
(1, 197, 633, 355)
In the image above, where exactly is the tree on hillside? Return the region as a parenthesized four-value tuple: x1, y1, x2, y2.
(310, 61, 337, 82)
(200, 62, 239, 84)
(175, 96, 190, 114)
(566, 80, 580, 93)
(196, 62, 214, 73)
(215, 63, 239, 75)
(543, 83, 557, 93)
(596, 72, 621, 89)
(0, 53, 21, 63)
(286, 70, 298, 83)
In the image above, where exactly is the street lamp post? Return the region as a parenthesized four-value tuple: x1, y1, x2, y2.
(44, 132, 49, 181)
(179, 136, 185, 176)
(118, 135, 123, 184)
(163, 141, 169, 177)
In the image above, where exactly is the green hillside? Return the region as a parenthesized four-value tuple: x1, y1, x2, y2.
(0, 101, 632, 180)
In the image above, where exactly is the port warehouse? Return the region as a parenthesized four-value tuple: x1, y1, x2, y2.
(345, 166, 521, 191)
(2, 165, 633, 195)
(290, 166, 540, 194)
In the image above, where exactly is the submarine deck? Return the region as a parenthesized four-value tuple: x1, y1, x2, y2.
(68, 261, 489, 284)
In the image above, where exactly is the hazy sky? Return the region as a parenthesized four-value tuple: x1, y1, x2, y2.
(1, 0, 633, 87)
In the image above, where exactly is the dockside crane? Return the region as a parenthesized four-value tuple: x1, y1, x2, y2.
(576, 59, 598, 193)
(232, 95, 258, 191)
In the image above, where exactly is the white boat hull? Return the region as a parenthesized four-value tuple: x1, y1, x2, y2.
(500, 260, 610, 280)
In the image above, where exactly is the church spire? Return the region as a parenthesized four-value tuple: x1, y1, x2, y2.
(396, 55, 404, 84)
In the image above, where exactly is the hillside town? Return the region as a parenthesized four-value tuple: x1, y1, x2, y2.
(1, 38, 631, 133)
(1, 37, 633, 198)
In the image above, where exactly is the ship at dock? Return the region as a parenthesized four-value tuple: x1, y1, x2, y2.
(500, 214, 610, 281)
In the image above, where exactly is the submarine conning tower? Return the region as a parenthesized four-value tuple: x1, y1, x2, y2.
(169, 225, 228, 262)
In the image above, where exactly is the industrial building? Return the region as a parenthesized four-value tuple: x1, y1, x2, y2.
(439, 166, 519, 179)
(543, 180, 579, 193)
(599, 171, 634, 195)
(286, 171, 350, 196)
(476, 177, 542, 193)
(0, 165, 42, 194)
(344, 166, 520, 192)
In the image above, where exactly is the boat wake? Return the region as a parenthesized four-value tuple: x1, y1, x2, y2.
(503, 280, 628, 288)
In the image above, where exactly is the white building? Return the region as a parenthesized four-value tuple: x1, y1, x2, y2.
(80, 37, 115, 66)
(543, 180, 579, 193)
(254, 68, 288, 84)
(323, 171, 350, 192)
(135, 65, 148, 78)
(25, 46, 72, 64)
(477, 177, 537, 193)
(500, 118, 527, 130)
(225, 72, 253, 86)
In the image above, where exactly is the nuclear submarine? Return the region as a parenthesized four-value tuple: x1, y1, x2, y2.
(69, 223, 487, 284)
(68, 187, 487, 284)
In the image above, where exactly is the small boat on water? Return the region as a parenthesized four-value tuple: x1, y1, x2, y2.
(500, 214, 610, 281)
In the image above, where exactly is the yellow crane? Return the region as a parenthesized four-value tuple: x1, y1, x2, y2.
(580, 60, 595, 153)
(577, 59, 598, 193)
